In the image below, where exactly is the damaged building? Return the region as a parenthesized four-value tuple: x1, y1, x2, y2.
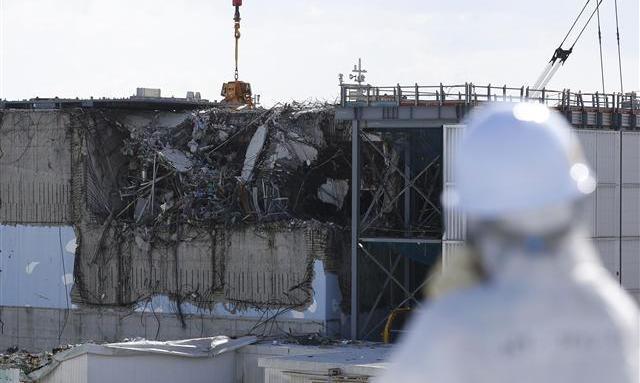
(1, 83, 638, 352)
(0, 100, 363, 351)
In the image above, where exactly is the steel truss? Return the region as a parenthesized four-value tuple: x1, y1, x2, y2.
(350, 120, 443, 340)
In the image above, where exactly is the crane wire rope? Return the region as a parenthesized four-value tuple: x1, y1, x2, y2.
(613, 0, 624, 93)
(596, 1, 606, 94)
(559, 0, 593, 47)
(569, 0, 604, 50)
(532, 0, 595, 90)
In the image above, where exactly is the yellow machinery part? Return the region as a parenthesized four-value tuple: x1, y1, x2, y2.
(382, 307, 412, 343)
(221, 81, 253, 107)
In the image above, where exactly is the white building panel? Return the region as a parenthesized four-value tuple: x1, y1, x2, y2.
(595, 130, 620, 184)
(622, 185, 640, 237)
(595, 184, 620, 237)
(443, 185, 466, 241)
(0, 225, 76, 309)
(443, 125, 465, 240)
(443, 127, 633, 289)
(621, 238, 640, 292)
(594, 238, 620, 281)
(443, 124, 464, 185)
(441, 241, 466, 271)
(39, 355, 88, 383)
(582, 192, 597, 237)
(576, 130, 597, 169)
(622, 131, 640, 184)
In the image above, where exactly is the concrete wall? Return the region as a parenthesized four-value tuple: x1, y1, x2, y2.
(0, 225, 344, 352)
(0, 305, 327, 352)
(74, 222, 341, 309)
(0, 111, 72, 224)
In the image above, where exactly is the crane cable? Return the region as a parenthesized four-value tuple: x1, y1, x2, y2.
(613, 0, 624, 93)
(234, 5, 241, 81)
(596, 1, 606, 94)
(532, 0, 598, 90)
(559, 0, 593, 48)
(569, 0, 604, 50)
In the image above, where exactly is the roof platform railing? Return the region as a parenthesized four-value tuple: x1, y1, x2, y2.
(340, 83, 638, 113)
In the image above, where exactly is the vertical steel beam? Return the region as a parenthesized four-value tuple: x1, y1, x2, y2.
(403, 137, 411, 296)
(350, 118, 361, 339)
(403, 137, 412, 296)
(404, 137, 411, 234)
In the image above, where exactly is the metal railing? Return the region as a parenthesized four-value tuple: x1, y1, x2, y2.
(340, 83, 638, 112)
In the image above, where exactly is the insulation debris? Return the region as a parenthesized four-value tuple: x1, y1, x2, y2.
(317, 178, 349, 210)
(158, 148, 193, 173)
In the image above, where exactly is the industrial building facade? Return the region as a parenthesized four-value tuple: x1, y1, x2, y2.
(0, 84, 638, 349)
(337, 83, 639, 339)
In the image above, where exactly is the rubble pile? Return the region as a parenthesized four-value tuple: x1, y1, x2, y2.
(65, 103, 353, 312)
(107, 102, 351, 229)
(0, 345, 73, 377)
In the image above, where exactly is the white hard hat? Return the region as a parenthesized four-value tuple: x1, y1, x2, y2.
(446, 102, 595, 223)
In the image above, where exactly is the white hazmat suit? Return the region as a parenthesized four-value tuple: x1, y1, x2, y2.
(375, 103, 639, 383)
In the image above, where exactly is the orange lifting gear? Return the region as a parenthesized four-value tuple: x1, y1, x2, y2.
(221, 0, 253, 107)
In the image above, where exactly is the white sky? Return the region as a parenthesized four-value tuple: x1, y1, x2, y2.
(0, 0, 638, 106)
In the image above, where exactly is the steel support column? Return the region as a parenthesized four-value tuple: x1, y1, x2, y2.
(350, 119, 360, 339)
(403, 137, 411, 297)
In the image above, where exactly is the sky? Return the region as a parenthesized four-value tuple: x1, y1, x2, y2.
(0, 0, 638, 106)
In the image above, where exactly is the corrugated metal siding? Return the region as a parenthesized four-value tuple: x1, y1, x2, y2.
(40, 354, 88, 383)
(595, 131, 620, 184)
(621, 238, 640, 292)
(576, 129, 620, 183)
(441, 241, 466, 271)
(577, 130, 597, 169)
(595, 184, 620, 237)
(594, 238, 621, 280)
(622, 132, 640, 240)
(622, 132, 640, 183)
(443, 125, 466, 241)
(576, 130, 598, 237)
(443, 185, 466, 241)
(576, 130, 622, 240)
(442, 127, 635, 287)
(622, 186, 640, 237)
(582, 192, 597, 237)
(443, 124, 464, 185)
(264, 368, 289, 383)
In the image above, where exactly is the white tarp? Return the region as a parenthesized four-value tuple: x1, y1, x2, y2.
(104, 336, 252, 358)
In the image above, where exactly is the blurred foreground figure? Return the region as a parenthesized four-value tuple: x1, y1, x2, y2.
(376, 103, 639, 383)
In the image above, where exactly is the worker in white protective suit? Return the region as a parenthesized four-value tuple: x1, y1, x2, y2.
(375, 102, 639, 383)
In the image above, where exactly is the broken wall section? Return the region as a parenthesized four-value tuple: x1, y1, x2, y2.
(74, 221, 347, 310)
(70, 105, 352, 311)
